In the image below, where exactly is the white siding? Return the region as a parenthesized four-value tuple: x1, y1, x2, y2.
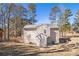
(23, 24, 59, 47)
(55, 30, 59, 43)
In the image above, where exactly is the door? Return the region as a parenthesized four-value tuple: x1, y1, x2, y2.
(50, 29, 56, 44)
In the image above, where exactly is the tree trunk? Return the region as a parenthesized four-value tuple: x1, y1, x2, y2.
(3, 14, 6, 41)
(7, 8, 10, 41)
(14, 18, 17, 37)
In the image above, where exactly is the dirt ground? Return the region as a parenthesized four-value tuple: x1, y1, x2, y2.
(0, 40, 79, 56)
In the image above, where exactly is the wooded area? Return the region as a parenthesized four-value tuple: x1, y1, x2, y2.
(0, 3, 36, 41)
(0, 3, 79, 42)
(0, 3, 79, 56)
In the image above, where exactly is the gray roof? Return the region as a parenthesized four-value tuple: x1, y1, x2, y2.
(24, 24, 59, 29)
(24, 25, 38, 29)
(50, 24, 59, 28)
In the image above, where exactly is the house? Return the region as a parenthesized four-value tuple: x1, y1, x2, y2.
(22, 24, 59, 47)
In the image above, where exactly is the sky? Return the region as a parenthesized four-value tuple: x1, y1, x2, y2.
(22, 3, 79, 24)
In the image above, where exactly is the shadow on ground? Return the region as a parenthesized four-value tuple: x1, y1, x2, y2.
(0, 42, 40, 56)
(0, 42, 79, 56)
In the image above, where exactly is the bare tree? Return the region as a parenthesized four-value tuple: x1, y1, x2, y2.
(60, 9, 72, 37)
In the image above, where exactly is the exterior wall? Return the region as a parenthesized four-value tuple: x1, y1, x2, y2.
(55, 30, 59, 43)
(37, 25, 50, 47)
(23, 29, 40, 46)
(23, 25, 50, 47)
(29, 31, 40, 46)
(23, 30, 31, 43)
(37, 25, 50, 36)
(23, 24, 59, 47)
